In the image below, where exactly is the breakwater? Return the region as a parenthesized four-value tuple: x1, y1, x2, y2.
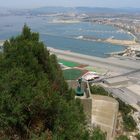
(75, 36, 138, 47)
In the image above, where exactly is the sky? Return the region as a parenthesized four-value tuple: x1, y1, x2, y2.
(0, 0, 140, 9)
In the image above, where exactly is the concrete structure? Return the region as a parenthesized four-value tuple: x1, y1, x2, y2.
(92, 95, 119, 140)
(75, 80, 119, 140)
(76, 94, 119, 140)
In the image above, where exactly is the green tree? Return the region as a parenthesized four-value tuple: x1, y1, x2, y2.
(123, 115, 137, 131)
(136, 133, 140, 140)
(116, 98, 132, 115)
(0, 25, 87, 139)
(90, 85, 111, 96)
(90, 127, 106, 140)
(116, 135, 130, 140)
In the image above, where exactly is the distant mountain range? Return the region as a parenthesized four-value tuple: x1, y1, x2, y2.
(30, 7, 140, 14)
(31, 7, 75, 14)
(0, 7, 140, 15)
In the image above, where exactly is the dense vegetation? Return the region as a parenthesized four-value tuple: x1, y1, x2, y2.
(136, 133, 140, 140)
(116, 98, 132, 115)
(116, 98, 136, 131)
(122, 115, 137, 131)
(0, 25, 106, 140)
(90, 128, 106, 140)
(90, 85, 111, 96)
(116, 135, 130, 140)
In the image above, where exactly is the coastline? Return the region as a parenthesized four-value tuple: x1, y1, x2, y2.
(1, 20, 140, 57)
(1, 37, 140, 57)
(88, 21, 140, 49)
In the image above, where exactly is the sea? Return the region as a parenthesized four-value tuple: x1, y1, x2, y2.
(0, 15, 134, 57)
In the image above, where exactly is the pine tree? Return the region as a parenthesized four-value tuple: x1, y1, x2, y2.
(0, 25, 87, 139)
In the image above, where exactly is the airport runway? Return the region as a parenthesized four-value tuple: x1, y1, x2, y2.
(48, 47, 140, 73)
(49, 47, 140, 111)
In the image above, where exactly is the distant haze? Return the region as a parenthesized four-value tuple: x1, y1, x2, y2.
(0, 0, 140, 9)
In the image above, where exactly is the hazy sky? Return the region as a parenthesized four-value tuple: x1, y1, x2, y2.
(0, 0, 140, 9)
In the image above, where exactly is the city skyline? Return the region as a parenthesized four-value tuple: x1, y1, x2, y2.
(0, 0, 140, 9)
